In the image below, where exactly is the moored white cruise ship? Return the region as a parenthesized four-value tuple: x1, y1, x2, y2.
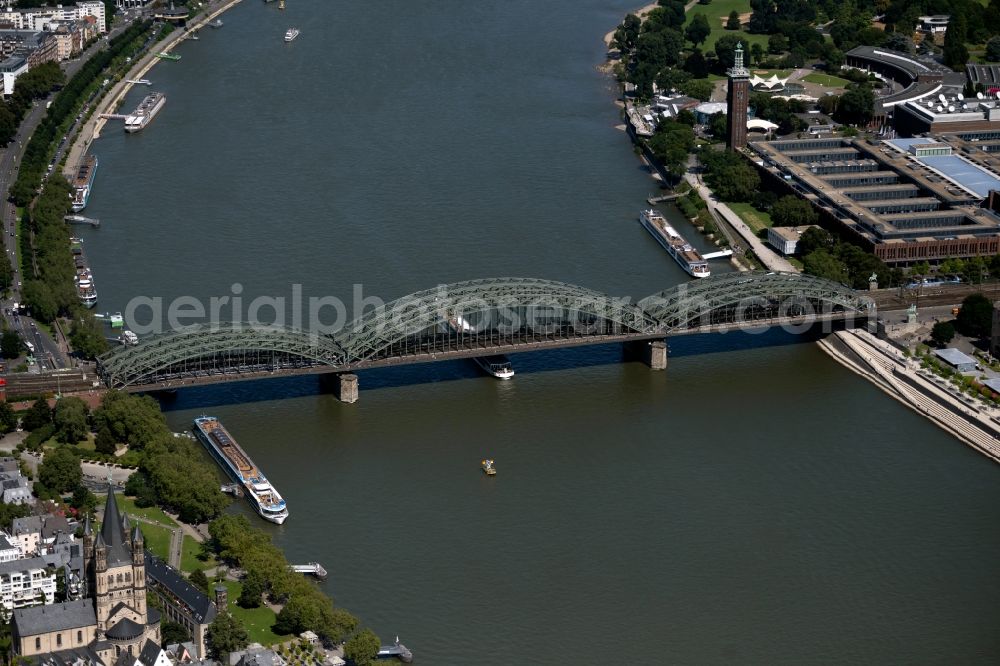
(639, 209, 710, 278)
(193, 416, 288, 524)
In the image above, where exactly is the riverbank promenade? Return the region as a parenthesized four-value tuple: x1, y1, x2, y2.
(819, 328, 1000, 464)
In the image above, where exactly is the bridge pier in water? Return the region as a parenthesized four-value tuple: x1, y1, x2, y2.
(625, 340, 668, 371)
(334, 373, 359, 403)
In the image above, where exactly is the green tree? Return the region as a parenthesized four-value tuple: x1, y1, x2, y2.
(0, 402, 16, 435)
(70, 485, 97, 517)
(676, 108, 696, 126)
(768, 33, 789, 54)
(680, 77, 713, 101)
(987, 36, 1000, 63)
(612, 14, 641, 52)
(91, 391, 168, 449)
(712, 164, 760, 202)
(325, 609, 359, 644)
(0, 256, 12, 292)
(38, 447, 82, 494)
(21, 397, 52, 432)
(802, 249, 849, 284)
(962, 256, 987, 284)
(835, 84, 874, 125)
(206, 612, 248, 660)
(0, 502, 30, 531)
(930, 321, 956, 347)
(53, 397, 89, 444)
(161, 620, 190, 647)
(955, 293, 993, 338)
(123, 471, 158, 507)
(189, 568, 210, 596)
(910, 261, 931, 280)
(237, 570, 266, 609)
(942, 12, 969, 71)
(726, 10, 741, 30)
(714, 34, 745, 71)
(884, 32, 912, 54)
(344, 629, 381, 666)
(94, 426, 117, 455)
(274, 595, 324, 634)
(647, 120, 695, 179)
(20, 281, 58, 324)
(685, 13, 711, 46)
(940, 257, 966, 276)
(68, 314, 109, 360)
(683, 48, 709, 78)
(708, 112, 728, 140)
(0, 331, 22, 360)
(770, 195, 818, 227)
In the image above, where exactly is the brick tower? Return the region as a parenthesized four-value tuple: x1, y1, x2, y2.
(726, 42, 750, 150)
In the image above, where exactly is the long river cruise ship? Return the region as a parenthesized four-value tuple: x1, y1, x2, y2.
(71, 238, 97, 308)
(70, 155, 97, 212)
(193, 417, 288, 524)
(639, 209, 710, 278)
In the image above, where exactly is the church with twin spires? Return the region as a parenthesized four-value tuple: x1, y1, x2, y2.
(12, 485, 162, 664)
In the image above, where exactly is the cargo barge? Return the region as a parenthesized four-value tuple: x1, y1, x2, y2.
(193, 416, 288, 524)
(70, 155, 98, 212)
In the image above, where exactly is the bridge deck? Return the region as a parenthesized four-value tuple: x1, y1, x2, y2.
(118, 313, 862, 392)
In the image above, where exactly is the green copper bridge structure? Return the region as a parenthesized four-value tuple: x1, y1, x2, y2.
(95, 272, 874, 396)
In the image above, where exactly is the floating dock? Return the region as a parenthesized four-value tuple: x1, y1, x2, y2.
(377, 638, 412, 663)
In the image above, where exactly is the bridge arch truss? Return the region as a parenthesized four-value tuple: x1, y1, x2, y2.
(95, 273, 873, 389)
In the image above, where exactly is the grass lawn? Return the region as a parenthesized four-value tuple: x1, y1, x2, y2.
(138, 522, 173, 562)
(180, 534, 216, 574)
(222, 580, 291, 646)
(728, 202, 773, 234)
(802, 72, 850, 87)
(117, 495, 178, 527)
(684, 0, 769, 52)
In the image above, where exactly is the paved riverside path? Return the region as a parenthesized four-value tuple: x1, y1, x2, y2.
(684, 171, 797, 273)
(819, 329, 1000, 463)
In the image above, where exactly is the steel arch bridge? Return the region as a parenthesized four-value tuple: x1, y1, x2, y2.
(95, 272, 872, 390)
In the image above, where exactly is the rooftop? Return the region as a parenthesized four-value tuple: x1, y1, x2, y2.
(13, 598, 96, 637)
(933, 347, 978, 367)
(769, 225, 818, 241)
(144, 553, 217, 624)
(884, 138, 1000, 199)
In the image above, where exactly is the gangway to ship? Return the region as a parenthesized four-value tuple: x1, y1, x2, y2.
(702, 249, 734, 259)
(288, 562, 327, 579)
(65, 215, 100, 227)
(220, 483, 242, 497)
(99, 113, 127, 120)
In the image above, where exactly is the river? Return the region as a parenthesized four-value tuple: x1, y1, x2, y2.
(79, 1, 1000, 663)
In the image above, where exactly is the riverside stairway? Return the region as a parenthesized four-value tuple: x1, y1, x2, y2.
(822, 329, 1000, 463)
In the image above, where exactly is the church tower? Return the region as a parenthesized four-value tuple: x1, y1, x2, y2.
(726, 42, 750, 150)
(91, 484, 159, 657)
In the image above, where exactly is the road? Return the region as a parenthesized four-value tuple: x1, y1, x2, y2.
(0, 17, 144, 372)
